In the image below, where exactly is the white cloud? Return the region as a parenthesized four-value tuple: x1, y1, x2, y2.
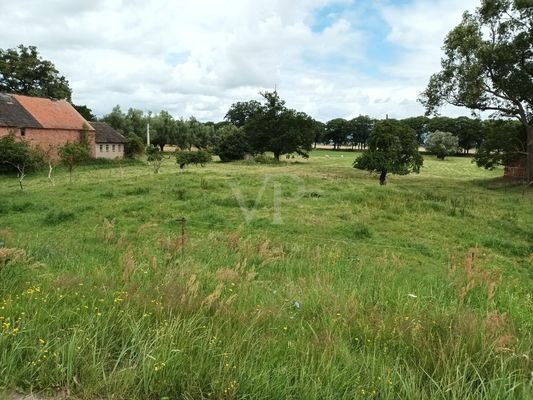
(0, 0, 481, 121)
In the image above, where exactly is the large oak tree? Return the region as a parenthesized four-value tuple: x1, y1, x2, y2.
(420, 0, 533, 182)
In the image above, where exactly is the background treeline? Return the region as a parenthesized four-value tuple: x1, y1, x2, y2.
(99, 100, 526, 169)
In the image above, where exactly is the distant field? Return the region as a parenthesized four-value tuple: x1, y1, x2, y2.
(0, 151, 532, 399)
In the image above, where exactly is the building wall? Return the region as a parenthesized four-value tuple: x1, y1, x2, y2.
(95, 142, 125, 159)
(0, 126, 96, 159)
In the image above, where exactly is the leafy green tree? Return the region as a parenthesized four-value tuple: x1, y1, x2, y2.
(152, 110, 176, 151)
(454, 117, 484, 154)
(311, 120, 326, 149)
(425, 131, 460, 160)
(176, 150, 212, 169)
(58, 142, 90, 184)
(73, 104, 96, 121)
(102, 105, 128, 133)
(325, 118, 350, 150)
(243, 91, 315, 160)
(402, 116, 430, 144)
(0, 134, 43, 190)
(420, 0, 533, 182)
(354, 120, 423, 185)
(214, 125, 251, 162)
(124, 133, 145, 158)
(0, 45, 72, 100)
(125, 108, 148, 139)
(225, 100, 262, 127)
(476, 119, 526, 169)
(146, 145, 165, 174)
(350, 115, 374, 149)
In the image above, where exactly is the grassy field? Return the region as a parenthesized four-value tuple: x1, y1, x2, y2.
(0, 151, 532, 399)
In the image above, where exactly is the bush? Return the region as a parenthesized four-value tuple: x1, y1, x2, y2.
(176, 150, 212, 169)
(213, 125, 251, 162)
(0, 134, 44, 190)
(425, 131, 459, 160)
(124, 133, 145, 158)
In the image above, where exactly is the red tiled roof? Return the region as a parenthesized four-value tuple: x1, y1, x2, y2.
(14, 95, 94, 131)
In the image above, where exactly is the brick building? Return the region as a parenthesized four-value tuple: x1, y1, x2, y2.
(0, 93, 96, 158)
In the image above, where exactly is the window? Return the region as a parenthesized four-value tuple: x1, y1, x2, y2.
(112, 144, 116, 152)
(99, 144, 103, 152)
(106, 144, 109, 152)
(21, 128, 26, 137)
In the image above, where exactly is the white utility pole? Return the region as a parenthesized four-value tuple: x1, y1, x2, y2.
(147, 111, 152, 147)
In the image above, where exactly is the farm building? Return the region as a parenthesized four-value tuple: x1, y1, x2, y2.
(0, 93, 96, 158)
(90, 122, 128, 159)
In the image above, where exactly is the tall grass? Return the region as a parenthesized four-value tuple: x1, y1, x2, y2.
(0, 152, 531, 399)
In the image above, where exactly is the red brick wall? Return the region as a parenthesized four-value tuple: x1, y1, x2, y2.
(0, 126, 96, 159)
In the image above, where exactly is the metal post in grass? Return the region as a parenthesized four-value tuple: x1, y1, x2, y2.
(176, 217, 187, 254)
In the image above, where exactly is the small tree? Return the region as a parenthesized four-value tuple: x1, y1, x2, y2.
(213, 125, 250, 162)
(0, 134, 43, 190)
(176, 150, 212, 169)
(124, 133, 145, 158)
(425, 131, 459, 160)
(146, 145, 165, 173)
(58, 142, 89, 184)
(354, 120, 423, 185)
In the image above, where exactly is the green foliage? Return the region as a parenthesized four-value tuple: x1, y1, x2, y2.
(124, 133, 145, 158)
(0, 134, 43, 190)
(242, 91, 316, 160)
(420, 0, 533, 181)
(402, 116, 430, 144)
(146, 145, 165, 173)
(58, 142, 90, 183)
(225, 100, 262, 127)
(325, 118, 350, 149)
(354, 120, 423, 185)
(152, 110, 176, 151)
(425, 131, 460, 160)
(349, 115, 374, 149)
(175, 150, 212, 169)
(213, 125, 250, 162)
(0, 44, 72, 100)
(73, 104, 96, 121)
(476, 119, 527, 169)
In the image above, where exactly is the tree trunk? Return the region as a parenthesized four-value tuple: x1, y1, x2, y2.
(48, 161, 55, 186)
(274, 151, 280, 161)
(526, 125, 533, 185)
(17, 171, 24, 191)
(379, 170, 387, 186)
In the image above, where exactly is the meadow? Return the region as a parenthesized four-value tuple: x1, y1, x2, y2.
(0, 151, 532, 399)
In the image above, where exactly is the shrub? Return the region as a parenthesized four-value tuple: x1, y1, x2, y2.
(425, 131, 459, 160)
(176, 150, 212, 169)
(124, 133, 145, 158)
(0, 134, 44, 190)
(213, 125, 251, 162)
(58, 142, 90, 183)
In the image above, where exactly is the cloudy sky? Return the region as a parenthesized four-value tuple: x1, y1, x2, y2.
(0, 0, 480, 122)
